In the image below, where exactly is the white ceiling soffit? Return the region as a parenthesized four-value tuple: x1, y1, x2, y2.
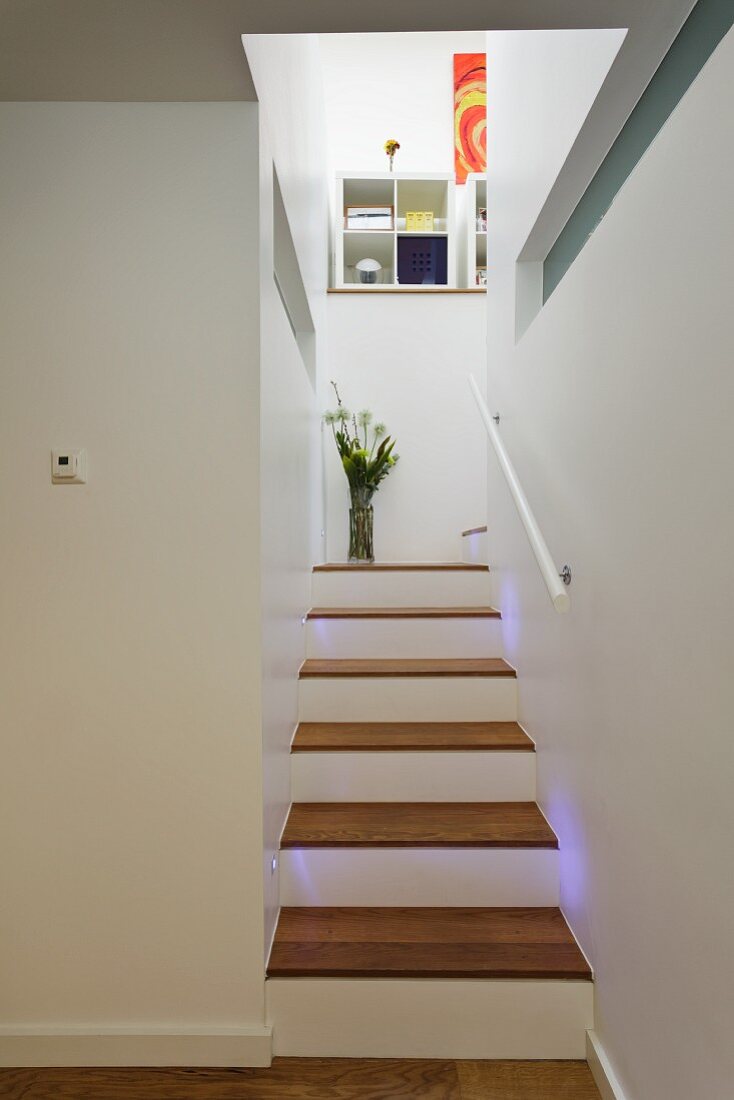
(517, 2, 697, 260)
(0, 0, 696, 259)
(1, 0, 694, 101)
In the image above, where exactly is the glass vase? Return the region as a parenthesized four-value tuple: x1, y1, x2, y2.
(348, 495, 374, 563)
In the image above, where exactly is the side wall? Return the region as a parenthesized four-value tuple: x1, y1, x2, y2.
(486, 29, 734, 1100)
(0, 103, 267, 1058)
(243, 34, 330, 954)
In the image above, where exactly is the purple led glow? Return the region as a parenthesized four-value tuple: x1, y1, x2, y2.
(283, 848, 321, 905)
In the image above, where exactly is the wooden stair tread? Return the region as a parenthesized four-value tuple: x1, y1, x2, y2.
(299, 658, 515, 678)
(313, 562, 489, 572)
(281, 802, 557, 849)
(292, 721, 534, 752)
(268, 907, 591, 980)
(307, 606, 501, 619)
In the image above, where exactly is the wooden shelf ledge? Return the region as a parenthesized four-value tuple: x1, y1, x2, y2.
(327, 287, 487, 294)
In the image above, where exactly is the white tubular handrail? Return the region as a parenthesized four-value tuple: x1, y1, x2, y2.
(469, 373, 570, 613)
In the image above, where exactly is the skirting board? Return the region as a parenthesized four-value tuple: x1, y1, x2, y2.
(0, 1026, 272, 1068)
(587, 1030, 629, 1100)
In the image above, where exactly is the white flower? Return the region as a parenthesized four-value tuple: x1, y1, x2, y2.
(338, 407, 351, 422)
(373, 422, 386, 438)
(357, 409, 373, 427)
(323, 409, 340, 425)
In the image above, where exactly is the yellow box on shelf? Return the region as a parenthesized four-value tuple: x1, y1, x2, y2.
(405, 211, 435, 233)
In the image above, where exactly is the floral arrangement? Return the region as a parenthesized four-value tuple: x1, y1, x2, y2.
(324, 381, 399, 561)
(384, 138, 400, 172)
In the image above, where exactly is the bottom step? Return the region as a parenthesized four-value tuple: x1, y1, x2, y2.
(268, 907, 591, 979)
(266, 978, 593, 1059)
(266, 907, 593, 1058)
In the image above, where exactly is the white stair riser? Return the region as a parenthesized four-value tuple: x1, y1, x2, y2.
(290, 751, 535, 802)
(266, 978, 592, 1058)
(461, 529, 489, 565)
(279, 848, 558, 906)
(312, 571, 491, 608)
(298, 676, 517, 722)
(306, 617, 503, 659)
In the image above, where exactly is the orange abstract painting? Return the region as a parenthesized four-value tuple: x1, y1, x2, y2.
(454, 53, 487, 184)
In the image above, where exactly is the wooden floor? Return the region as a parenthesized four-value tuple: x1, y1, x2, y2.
(281, 802, 558, 848)
(0, 1059, 602, 1098)
(267, 906, 592, 979)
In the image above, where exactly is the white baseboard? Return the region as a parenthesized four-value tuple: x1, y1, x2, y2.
(587, 1030, 629, 1100)
(0, 1025, 272, 1068)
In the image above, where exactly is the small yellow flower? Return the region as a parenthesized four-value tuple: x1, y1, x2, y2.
(384, 139, 400, 156)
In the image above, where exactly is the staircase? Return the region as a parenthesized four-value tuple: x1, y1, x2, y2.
(266, 561, 593, 1058)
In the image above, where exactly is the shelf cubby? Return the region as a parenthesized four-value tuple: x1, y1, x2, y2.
(342, 230, 395, 286)
(462, 173, 488, 288)
(334, 172, 456, 290)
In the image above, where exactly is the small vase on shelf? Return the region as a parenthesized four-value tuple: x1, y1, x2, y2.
(384, 138, 400, 174)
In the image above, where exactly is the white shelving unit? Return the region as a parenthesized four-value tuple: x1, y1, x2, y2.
(463, 173, 487, 288)
(334, 172, 456, 290)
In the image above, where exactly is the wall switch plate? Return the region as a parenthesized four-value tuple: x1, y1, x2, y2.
(51, 449, 87, 484)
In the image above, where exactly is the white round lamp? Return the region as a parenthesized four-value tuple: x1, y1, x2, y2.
(356, 257, 382, 285)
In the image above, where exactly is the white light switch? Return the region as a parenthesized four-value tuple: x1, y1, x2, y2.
(52, 449, 87, 484)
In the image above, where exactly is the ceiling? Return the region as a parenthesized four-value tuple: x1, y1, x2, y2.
(0, 0, 697, 255)
(0, 1, 694, 101)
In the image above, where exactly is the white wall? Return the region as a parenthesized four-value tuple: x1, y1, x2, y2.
(320, 31, 486, 176)
(325, 295, 487, 562)
(0, 103, 267, 1051)
(485, 27, 734, 1100)
(243, 35, 329, 953)
(320, 31, 488, 563)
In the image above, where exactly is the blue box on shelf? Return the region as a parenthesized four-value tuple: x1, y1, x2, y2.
(397, 236, 448, 285)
